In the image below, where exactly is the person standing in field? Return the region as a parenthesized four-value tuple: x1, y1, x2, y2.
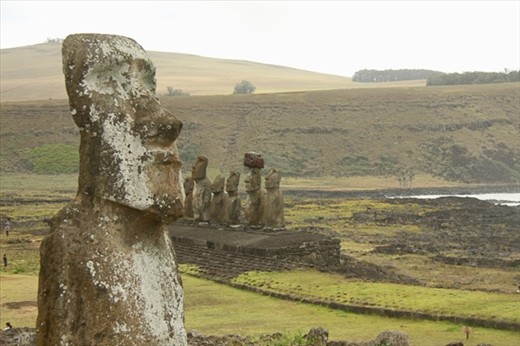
(3, 254, 7, 270)
(4, 220, 10, 236)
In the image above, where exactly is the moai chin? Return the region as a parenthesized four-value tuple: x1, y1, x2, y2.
(243, 152, 264, 226)
(36, 34, 187, 346)
(183, 176, 194, 219)
(264, 168, 285, 229)
(224, 171, 242, 225)
(191, 155, 211, 222)
(209, 175, 226, 224)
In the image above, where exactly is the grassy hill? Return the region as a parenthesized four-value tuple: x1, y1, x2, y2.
(0, 41, 425, 102)
(1, 82, 518, 184)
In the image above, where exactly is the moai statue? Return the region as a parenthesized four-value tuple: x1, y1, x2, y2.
(244, 152, 264, 226)
(191, 155, 211, 222)
(209, 175, 226, 224)
(183, 176, 194, 218)
(37, 34, 187, 345)
(264, 168, 285, 229)
(224, 171, 242, 225)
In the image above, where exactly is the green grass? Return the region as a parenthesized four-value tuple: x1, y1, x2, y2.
(1, 270, 519, 346)
(184, 274, 520, 346)
(232, 269, 520, 324)
(0, 173, 77, 197)
(1, 173, 519, 345)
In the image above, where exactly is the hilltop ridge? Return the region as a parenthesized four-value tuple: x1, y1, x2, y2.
(1, 42, 425, 102)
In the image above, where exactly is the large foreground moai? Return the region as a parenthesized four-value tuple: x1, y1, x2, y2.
(264, 168, 285, 228)
(36, 34, 187, 345)
(224, 171, 242, 225)
(191, 155, 212, 221)
(244, 152, 264, 226)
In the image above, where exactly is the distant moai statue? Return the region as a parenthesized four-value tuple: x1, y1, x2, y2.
(37, 34, 187, 345)
(183, 176, 194, 218)
(264, 168, 285, 229)
(209, 175, 226, 224)
(191, 155, 212, 222)
(224, 170, 242, 225)
(244, 152, 264, 226)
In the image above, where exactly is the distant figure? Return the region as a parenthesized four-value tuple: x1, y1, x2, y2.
(4, 220, 10, 236)
(462, 326, 472, 340)
(3, 322, 12, 331)
(3, 254, 7, 270)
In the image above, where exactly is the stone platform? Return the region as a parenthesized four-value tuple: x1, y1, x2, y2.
(169, 221, 341, 271)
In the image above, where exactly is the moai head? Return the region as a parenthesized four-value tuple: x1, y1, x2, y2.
(244, 168, 262, 192)
(191, 156, 208, 181)
(62, 33, 184, 222)
(183, 176, 194, 194)
(225, 171, 240, 193)
(211, 175, 225, 194)
(265, 169, 281, 189)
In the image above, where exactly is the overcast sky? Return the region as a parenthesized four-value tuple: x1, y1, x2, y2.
(1, 0, 519, 77)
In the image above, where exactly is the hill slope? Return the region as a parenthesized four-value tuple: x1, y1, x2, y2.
(0, 42, 425, 102)
(1, 83, 518, 184)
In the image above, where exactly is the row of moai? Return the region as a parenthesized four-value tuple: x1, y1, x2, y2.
(183, 152, 285, 229)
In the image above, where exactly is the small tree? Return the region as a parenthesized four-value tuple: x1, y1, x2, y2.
(166, 87, 189, 96)
(233, 80, 256, 94)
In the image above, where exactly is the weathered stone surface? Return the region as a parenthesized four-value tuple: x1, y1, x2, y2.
(36, 34, 187, 346)
(210, 175, 226, 224)
(224, 171, 243, 225)
(374, 330, 409, 346)
(183, 176, 194, 218)
(244, 151, 264, 169)
(304, 327, 329, 345)
(0, 327, 36, 346)
(191, 156, 211, 222)
(263, 168, 285, 229)
(244, 167, 264, 226)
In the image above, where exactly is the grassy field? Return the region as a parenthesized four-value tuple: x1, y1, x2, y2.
(1, 273, 519, 345)
(2, 82, 519, 184)
(232, 269, 520, 324)
(1, 173, 519, 344)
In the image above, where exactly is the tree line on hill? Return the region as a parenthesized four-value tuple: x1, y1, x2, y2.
(353, 68, 520, 86)
(426, 70, 519, 86)
(352, 69, 443, 82)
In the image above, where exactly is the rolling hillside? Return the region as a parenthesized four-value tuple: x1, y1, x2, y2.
(1, 83, 518, 184)
(0, 41, 425, 102)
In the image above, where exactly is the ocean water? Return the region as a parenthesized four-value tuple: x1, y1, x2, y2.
(396, 192, 520, 206)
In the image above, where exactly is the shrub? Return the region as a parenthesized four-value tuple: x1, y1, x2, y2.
(233, 80, 256, 94)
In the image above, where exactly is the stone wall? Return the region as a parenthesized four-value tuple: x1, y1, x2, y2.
(170, 222, 341, 270)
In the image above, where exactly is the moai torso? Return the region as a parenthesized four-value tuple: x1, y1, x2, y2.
(183, 176, 194, 218)
(264, 169, 285, 229)
(224, 171, 242, 225)
(191, 156, 211, 222)
(243, 152, 265, 226)
(244, 167, 264, 226)
(210, 175, 226, 224)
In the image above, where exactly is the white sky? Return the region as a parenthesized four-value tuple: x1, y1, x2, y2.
(1, 0, 519, 77)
